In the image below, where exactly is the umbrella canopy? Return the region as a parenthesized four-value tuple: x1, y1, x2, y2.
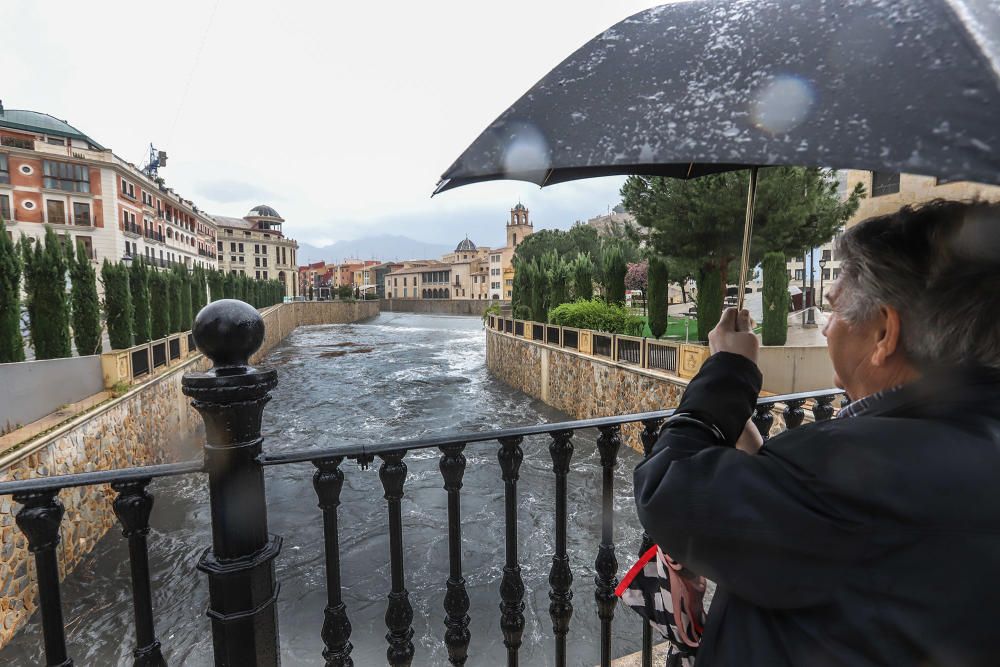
(434, 0, 1000, 195)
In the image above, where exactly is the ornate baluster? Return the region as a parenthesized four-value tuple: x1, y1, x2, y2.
(548, 430, 575, 667)
(14, 490, 72, 667)
(111, 479, 166, 667)
(497, 436, 526, 667)
(313, 457, 353, 667)
(379, 451, 415, 666)
(813, 395, 836, 422)
(594, 426, 621, 667)
(783, 399, 806, 430)
(637, 420, 662, 667)
(439, 444, 471, 666)
(752, 403, 775, 442)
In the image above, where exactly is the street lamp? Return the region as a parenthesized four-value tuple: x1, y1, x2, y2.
(805, 246, 817, 326)
(122, 254, 134, 268)
(819, 257, 829, 310)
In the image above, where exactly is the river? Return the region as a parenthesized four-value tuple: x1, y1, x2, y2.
(1, 313, 648, 666)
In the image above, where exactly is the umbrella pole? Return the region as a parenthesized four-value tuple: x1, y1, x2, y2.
(736, 166, 759, 314)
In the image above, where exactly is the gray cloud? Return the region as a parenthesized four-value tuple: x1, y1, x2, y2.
(195, 179, 281, 205)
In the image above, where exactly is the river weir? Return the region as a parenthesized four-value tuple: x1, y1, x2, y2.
(1, 313, 648, 665)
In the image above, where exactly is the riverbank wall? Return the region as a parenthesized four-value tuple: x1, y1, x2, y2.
(0, 299, 378, 649)
(381, 298, 502, 316)
(485, 327, 689, 454)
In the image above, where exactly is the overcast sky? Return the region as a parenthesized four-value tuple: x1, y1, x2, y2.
(0, 0, 664, 248)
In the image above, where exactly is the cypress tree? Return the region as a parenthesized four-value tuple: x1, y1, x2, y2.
(177, 268, 193, 331)
(102, 260, 133, 349)
(149, 270, 171, 340)
(69, 243, 102, 355)
(29, 228, 72, 359)
(168, 270, 183, 333)
(648, 255, 669, 339)
(130, 259, 152, 344)
(223, 272, 235, 300)
(696, 264, 724, 343)
(208, 269, 224, 302)
(601, 242, 628, 305)
(762, 251, 790, 346)
(571, 253, 594, 301)
(0, 220, 25, 362)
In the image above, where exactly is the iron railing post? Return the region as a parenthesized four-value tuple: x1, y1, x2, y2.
(497, 436, 526, 667)
(548, 430, 575, 667)
(182, 299, 282, 666)
(594, 425, 622, 667)
(637, 418, 663, 667)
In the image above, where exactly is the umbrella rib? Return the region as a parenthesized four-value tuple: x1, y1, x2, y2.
(736, 167, 759, 313)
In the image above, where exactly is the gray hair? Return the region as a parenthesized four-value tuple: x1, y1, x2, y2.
(835, 200, 1000, 371)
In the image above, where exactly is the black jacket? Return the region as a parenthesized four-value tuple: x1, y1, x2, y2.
(633, 352, 1000, 666)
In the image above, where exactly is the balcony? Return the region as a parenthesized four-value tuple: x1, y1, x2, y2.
(1, 136, 34, 150)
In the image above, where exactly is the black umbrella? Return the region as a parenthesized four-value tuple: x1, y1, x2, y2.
(433, 0, 1000, 308)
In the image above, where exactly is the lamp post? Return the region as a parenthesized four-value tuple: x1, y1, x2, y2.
(819, 257, 829, 310)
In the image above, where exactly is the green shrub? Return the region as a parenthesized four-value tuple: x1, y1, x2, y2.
(762, 251, 790, 346)
(548, 299, 644, 336)
(130, 259, 151, 344)
(69, 244, 102, 355)
(0, 220, 24, 362)
(647, 255, 669, 339)
(25, 228, 72, 359)
(482, 302, 501, 324)
(101, 260, 133, 350)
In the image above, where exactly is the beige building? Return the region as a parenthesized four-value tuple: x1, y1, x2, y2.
(785, 169, 1000, 299)
(212, 205, 299, 297)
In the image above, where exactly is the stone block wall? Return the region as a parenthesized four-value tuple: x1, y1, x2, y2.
(381, 298, 500, 316)
(0, 299, 379, 649)
(486, 329, 687, 453)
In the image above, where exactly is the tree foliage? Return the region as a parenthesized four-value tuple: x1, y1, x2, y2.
(70, 244, 102, 355)
(130, 259, 152, 344)
(647, 256, 669, 339)
(102, 260, 133, 350)
(761, 252, 790, 346)
(622, 167, 863, 339)
(570, 253, 594, 301)
(0, 220, 24, 362)
(625, 260, 649, 292)
(601, 241, 629, 305)
(149, 270, 171, 340)
(23, 228, 72, 359)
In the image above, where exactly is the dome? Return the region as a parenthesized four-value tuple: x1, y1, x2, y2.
(513, 202, 526, 211)
(248, 204, 283, 220)
(455, 237, 477, 252)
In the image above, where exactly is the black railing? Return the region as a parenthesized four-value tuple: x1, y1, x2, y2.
(532, 323, 544, 340)
(562, 329, 579, 350)
(547, 325, 560, 345)
(131, 348, 150, 379)
(593, 333, 613, 358)
(647, 341, 678, 373)
(0, 301, 843, 667)
(504, 319, 513, 334)
(168, 337, 181, 361)
(616, 337, 642, 365)
(514, 321, 524, 337)
(151, 341, 166, 368)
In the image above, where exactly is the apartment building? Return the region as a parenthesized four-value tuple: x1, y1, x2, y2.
(212, 205, 299, 297)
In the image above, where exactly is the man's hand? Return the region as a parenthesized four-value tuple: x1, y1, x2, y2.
(708, 308, 760, 365)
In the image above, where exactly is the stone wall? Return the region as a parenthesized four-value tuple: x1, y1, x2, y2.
(486, 329, 687, 453)
(0, 299, 379, 649)
(381, 298, 502, 316)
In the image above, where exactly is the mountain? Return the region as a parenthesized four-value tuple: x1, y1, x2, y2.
(296, 235, 453, 264)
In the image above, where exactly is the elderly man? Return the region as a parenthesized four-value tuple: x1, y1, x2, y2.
(634, 200, 1000, 666)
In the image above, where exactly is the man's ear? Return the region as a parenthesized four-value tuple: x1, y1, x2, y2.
(871, 305, 902, 367)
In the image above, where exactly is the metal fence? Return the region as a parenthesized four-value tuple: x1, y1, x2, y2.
(593, 333, 613, 358)
(615, 336, 643, 366)
(646, 340, 679, 373)
(0, 300, 843, 667)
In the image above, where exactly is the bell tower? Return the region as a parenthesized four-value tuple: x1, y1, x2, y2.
(507, 202, 533, 248)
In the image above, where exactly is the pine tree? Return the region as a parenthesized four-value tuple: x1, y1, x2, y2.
(70, 243, 102, 355)
(762, 252, 790, 346)
(28, 228, 72, 359)
(130, 259, 152, 344)
(102, 260, 134, 350)
(0, 220, 25, 362)
(647, 255, 669, 339)
(149, 270, 171, 340)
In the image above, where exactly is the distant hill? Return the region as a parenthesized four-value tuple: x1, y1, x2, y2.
(297, 235, 452, 264)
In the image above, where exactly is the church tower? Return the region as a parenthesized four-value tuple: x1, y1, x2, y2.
(507, 202, 533, 249)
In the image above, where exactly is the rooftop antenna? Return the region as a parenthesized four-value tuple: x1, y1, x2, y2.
(142, 143, 168, 179)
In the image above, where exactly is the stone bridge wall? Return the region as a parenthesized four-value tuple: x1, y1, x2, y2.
(486, 328, 688, 454)
(380, 298, 502, 317)
(0, 300, 378, 649)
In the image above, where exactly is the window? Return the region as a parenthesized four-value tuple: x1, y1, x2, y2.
(256, 271, 261, 279)
(263, 271, 268, 279)
(231, 255, 237, 263)
(238, 243, 244, 252)
(142, 191, 153, 206)
(822, 268, 831, 280)
(254, 244, 260, 254)
(230, 242, 236, 251)
(76, 236, 93, 259)
(0, 154, 8, 184)
(243, 231, 251, 237)
(43, 160, 90, 193)
(120, 178, 136, 199)
(0, 194, 9, 219)
(832, 268, 841, 280)
(225, 228, 233, 235)
(821, 249, 831, 261)
(46, 200, 66, 224)
(262, 258, 267, 267)
(73, 202, 91, 226)
(871, 171, 900, 197)
(46, 137, 65, 146)
(794, 269, 804, 281)
(255, 257, 260, 267)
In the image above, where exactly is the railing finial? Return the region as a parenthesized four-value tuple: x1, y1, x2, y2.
(191, 298, 264, 370)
